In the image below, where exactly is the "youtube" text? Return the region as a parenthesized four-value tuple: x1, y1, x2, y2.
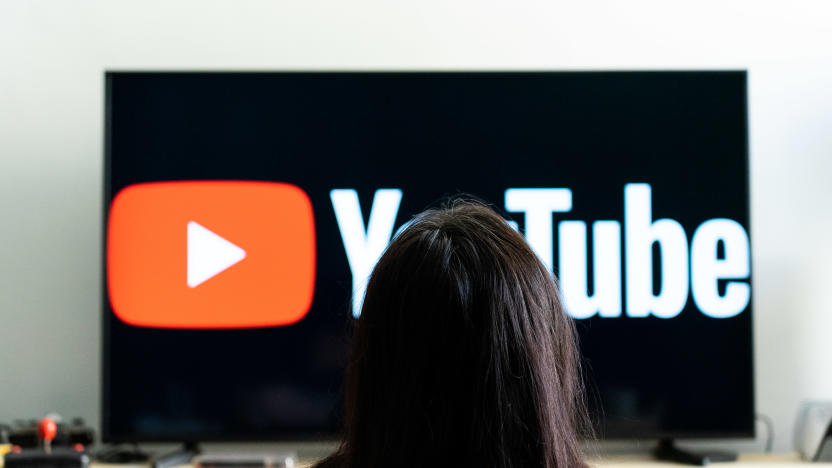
(331, 184, 751, 321)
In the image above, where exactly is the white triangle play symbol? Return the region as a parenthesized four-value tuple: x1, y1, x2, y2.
(187, 221, 247, 288)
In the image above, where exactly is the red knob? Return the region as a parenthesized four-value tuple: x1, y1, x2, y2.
(37, 418, 57, 442)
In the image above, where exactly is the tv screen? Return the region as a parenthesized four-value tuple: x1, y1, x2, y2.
(103, 71, 753, 441)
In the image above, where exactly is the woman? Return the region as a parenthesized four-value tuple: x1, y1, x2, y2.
(317, 200, 590, 468)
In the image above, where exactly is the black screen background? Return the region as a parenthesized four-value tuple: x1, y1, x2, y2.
(103, 72, 753, 441)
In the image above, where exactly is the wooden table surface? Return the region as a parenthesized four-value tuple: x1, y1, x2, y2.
(586, 453, 830, 466)
(289, 453, 827, 467)
(90, 453, 831, 468)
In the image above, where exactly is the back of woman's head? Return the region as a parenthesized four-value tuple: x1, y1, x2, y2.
(324, 200, 588, 468)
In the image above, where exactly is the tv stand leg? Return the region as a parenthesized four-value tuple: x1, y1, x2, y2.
(653, 439, 737, 466)
(153, 442, 200, 468)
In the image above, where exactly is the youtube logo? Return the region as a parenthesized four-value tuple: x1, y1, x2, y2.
(107, 181, 316, 329)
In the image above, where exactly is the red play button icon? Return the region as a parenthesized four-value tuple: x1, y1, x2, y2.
(107, 180, 316, 329)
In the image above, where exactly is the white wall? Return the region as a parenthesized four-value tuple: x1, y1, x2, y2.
(1, 0, 831, 454)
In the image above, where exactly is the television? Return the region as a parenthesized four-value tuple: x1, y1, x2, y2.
(102, 71, 754, 442)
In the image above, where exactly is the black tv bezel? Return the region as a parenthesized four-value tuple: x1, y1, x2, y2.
(101, 70, 755, 443)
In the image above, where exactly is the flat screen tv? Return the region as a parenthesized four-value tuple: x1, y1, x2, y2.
(102, 71, 753, 442)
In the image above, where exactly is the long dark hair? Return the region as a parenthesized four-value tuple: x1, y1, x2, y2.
(317, 200, 589, 468)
